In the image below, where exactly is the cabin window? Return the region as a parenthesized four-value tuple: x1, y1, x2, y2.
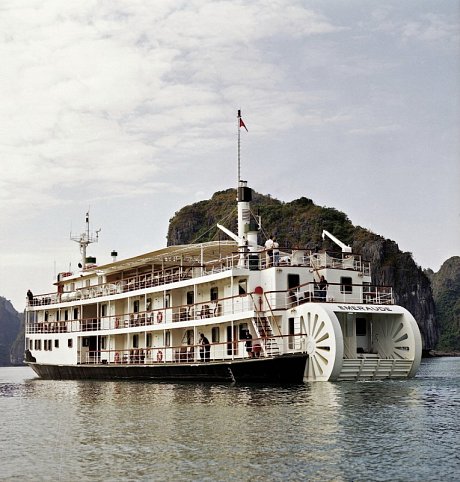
(35, 339, 41, 350)
(44, 311, 49, 322)
(48, 339, 53, 351)
(54, 339, 59, 348)
(165, 331, 171, 347)
(186, 291, 194, 305)
(56, 311, 60, 322)
(101, 304, 107, 317)
(212, 327, 220, 343)
(146, 333, 152, 347)
(68, 339, 73, 348)
(210, 287, 218, 301)
(146, 298, 152, 311)
(164, 294, 170, 308)
(64, 310, 69, 321)
(132, 335, 139, 348)
(341, 277, 353, 294)
(29, 339, 33, 350)
(288, 274, 300, 289)
(82, 338, 90, 347)
(238, 280, 247, 295)
(356, 318, 367, 336)
(100, 337, 106, 350)
(133, 300, 140, 313)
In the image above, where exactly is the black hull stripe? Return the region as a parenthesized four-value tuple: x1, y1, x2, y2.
(27, 354, 308, 383)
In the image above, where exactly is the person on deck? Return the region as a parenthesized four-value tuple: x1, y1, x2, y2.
(27, 290, 34, 305)
(319, 276, 328, 301)
(244, 330, 253, 358)
(273, 237, 280, 266)
(265, 237, 274, 267)
(199, 333, 210, 362)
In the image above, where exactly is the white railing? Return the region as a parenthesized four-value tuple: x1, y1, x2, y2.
(25, 294, 256, 334)
(79, 333, 307, 365)
(28, 250, 372, 307)
(283, 282, 393, 307)
(25, 281, 393, 335)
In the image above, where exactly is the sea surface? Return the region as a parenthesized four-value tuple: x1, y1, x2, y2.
(0, 358, 459, 482)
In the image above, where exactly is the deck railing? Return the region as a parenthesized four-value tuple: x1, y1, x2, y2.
(27, 250, 371, 307)
(79, 333, 306, 365)
(25, 282, 393, 335)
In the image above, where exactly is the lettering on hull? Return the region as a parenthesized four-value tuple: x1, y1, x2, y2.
(336, 305, 393, 312)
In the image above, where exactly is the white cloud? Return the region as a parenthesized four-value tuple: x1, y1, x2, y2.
(0, 1, 458, 309)
(401, 13, 460, 43)
(0, 0, 345, 226)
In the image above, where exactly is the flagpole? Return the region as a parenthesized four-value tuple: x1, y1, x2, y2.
(237, 109, 241, 185)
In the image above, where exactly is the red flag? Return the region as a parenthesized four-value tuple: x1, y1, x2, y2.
(239, 118, 248, 131)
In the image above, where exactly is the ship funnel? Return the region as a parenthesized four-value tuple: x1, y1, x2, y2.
(111, 250, 118, 262)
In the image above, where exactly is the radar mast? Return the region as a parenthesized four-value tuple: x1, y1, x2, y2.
(70, 212, 101, 270)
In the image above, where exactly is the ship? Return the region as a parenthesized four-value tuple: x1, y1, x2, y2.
(24, 113, 422, 383)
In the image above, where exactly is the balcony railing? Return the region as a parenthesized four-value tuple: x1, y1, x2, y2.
(78, 333, 306, 365)
(25, 282, 393, 335)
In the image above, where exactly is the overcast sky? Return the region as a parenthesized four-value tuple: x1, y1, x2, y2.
(1, 0, 459, 311)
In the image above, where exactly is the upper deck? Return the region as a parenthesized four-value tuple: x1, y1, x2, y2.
(27, 241, 373, 308)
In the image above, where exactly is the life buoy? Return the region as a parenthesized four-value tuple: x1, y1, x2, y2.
(114, 352, 120, 363)
(157, 311, 163, 323)
(115, 318, 120, 329)
(157, 350, 163, 362)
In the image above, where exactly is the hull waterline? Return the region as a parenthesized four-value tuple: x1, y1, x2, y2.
(27, 353, 309, 383)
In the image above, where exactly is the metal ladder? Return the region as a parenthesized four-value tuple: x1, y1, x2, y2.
(252, 315, 280, 357)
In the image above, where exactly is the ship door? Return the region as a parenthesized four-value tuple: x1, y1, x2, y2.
(81, 336, 99, 363)
(356, 317, 369, 353)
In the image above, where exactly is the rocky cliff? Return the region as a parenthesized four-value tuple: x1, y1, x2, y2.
(168, 189, 439, 350)
(0, 297, 22, 366)
(352, 232, 438, 350)
(426, 257, 460, 351)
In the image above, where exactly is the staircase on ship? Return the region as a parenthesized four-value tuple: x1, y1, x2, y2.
(252, 315, 280, 357)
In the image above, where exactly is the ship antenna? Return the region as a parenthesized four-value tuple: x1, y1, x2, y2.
(70, 211, 101, 270)
(237, 109, 248, 184)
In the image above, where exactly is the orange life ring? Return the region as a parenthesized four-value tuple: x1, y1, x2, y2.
(157, 311, 163, 323)
(157, 350, 163, 362)
(114, 352, 120, 363)
(115, 318, 120, 329)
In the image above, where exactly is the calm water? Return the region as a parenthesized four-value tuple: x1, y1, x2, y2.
(0, 359, 459, 482)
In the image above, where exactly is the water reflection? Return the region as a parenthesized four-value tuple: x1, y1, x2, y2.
(1, 360, 459, 481)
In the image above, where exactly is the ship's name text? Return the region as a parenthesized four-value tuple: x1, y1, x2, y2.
(336, 305, 393, 312)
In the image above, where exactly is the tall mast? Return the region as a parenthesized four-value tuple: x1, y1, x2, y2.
(237, 109, 242, 184)
(217, 110, 258, 264)
(70, 211, 100, 270)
